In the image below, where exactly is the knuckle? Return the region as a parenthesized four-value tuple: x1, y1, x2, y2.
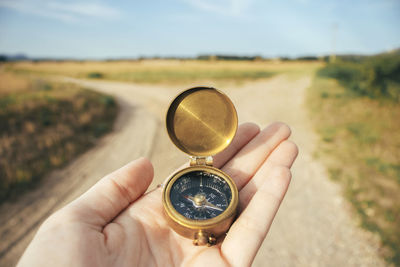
(235, 215, 265, 239)
(223, 165, 249, 189)
(273, 165, 292, 180)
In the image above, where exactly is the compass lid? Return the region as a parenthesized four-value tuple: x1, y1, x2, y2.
(166, 87, 238, 156)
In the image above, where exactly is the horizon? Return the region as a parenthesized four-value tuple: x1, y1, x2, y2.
(1, 0, 399, 59)
(1, 48, 398, 61)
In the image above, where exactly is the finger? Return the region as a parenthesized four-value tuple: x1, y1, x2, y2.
(214, 122, 260, 168)
(221, 166, 292, 267)
(239, 140, 298, 210)
(221, 122, 291, 190)
(67, 157, 154, 227)
(162, 122, 260, 185)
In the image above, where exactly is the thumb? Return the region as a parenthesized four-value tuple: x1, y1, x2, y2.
(66, 157, 154, 227)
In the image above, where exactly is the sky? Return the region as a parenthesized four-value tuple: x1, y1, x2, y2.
(0, 0, 399, 59)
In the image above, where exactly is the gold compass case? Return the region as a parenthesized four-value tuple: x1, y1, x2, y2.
(162, 87, 239, 246)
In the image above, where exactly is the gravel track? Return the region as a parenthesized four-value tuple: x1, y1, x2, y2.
(0, 75, 385, 266)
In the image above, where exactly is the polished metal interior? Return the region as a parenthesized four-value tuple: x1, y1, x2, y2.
(166, 87, 238, 156)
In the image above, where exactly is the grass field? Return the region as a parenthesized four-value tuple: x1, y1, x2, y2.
(0, 70, 118, 203)
(2, 58, 398, 264)
(0, 60, 319, 203)
(307, 70, 400, 264)
(0, 60, 322, 203)
(5, 60, 320, 84)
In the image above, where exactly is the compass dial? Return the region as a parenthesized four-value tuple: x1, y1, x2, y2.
(170, 170, 232, 220)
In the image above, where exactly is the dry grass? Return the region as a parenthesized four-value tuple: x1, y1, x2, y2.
(0, 60, 321, 202)
(5, 60, 322, 84)
(0, 70, 118, 203)
(0, 71, 30, 95)
(307, 76, 400, 265)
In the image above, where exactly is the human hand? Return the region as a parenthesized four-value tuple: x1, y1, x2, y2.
(18, 122, 298, 267)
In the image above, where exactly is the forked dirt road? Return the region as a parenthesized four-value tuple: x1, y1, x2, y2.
(0, 75, 385, 266)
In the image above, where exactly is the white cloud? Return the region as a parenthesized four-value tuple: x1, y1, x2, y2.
(48, 2, 120, 19)
(0, 0, 121, 22)
(183, 0, 252, 17)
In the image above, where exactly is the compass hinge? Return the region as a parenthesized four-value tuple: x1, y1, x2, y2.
(190, 156, 213, 167)
(193, 231, 217, 246)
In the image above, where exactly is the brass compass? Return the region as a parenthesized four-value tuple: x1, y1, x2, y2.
(162, 87, 239, 246)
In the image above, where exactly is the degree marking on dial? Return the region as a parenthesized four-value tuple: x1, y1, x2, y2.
(170, 171, 232, 220)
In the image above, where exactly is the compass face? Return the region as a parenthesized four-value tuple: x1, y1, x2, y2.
(170, 170, 232, 220)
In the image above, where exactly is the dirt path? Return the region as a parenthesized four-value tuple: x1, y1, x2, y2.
(0, 75, 385, 266)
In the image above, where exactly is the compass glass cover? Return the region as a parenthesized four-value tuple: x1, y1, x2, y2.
(170, 171, 232, 220)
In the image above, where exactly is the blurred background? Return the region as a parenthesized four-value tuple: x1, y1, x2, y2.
(0, 0, 399, 266)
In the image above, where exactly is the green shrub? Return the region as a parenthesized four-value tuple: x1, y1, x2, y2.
(87, 72, 104, 79)
(317, 53, 400, 100)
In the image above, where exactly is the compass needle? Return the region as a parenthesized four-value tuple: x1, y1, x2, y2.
(204, 200, 224, 211)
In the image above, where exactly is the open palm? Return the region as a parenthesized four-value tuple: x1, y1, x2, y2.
(18, 122, 298, 267)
